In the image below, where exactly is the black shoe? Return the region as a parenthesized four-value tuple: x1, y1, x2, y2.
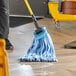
(5, 39, 14, 50)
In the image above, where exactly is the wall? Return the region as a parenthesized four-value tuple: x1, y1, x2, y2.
(9, 0, 47, 17)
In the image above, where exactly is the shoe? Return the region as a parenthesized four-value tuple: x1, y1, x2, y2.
(5, 39, 14, 51)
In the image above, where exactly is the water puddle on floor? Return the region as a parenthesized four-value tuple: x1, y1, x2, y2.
(10, 64, 35, 76)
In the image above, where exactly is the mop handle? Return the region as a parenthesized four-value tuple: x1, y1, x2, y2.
(24, 0, 33, 15)
(24, 0, 41, 30)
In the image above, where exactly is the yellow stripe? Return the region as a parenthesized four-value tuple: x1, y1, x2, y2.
(24, 0, 33, 15)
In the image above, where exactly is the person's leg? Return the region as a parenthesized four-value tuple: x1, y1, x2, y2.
(0, 0, 14, 50)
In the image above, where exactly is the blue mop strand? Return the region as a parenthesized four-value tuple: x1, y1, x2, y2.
(18, 27, 58, 62)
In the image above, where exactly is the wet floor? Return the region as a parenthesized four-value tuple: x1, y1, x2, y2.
(8, 18, 76, 76)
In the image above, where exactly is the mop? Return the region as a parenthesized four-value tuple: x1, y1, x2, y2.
(18, 0, 57, 62)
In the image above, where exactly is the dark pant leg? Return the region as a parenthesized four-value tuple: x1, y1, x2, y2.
(0, 0, 9, 38)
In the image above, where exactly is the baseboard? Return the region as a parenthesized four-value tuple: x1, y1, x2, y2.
(9, 15, 44, 18)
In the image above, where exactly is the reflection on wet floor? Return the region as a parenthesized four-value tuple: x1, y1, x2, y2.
(8, 18, 76, 76)
(9, 63, 56, 76)
(10, 64, 35, 76)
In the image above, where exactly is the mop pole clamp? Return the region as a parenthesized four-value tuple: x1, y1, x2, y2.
(32, 15, 42, 34)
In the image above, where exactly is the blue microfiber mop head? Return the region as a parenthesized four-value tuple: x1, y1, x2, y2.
(18, 27, 57, 62)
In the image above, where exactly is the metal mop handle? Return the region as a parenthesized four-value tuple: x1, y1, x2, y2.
(24, 0, 41, 30)
(58, 0, 62, 12)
